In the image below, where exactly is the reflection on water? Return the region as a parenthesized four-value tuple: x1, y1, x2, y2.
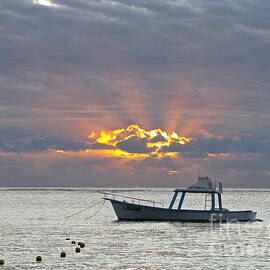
(0, 188, 269, 269)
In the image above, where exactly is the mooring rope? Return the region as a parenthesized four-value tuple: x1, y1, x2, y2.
(64, 200, 104, 219)
(84, 200, 106, 220)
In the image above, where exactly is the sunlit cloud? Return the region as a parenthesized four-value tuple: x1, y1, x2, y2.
(89, 124, 193, 158)
(33, 0, 60, 8)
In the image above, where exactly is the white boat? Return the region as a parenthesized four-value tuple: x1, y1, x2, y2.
(102, 177, 257, 222)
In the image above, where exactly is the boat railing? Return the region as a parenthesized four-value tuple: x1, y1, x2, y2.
(99, 191, 165, 208)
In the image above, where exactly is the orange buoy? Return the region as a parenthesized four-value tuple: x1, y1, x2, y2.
(79, 242, 85, 248)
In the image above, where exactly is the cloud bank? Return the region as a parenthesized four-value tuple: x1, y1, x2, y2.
(0, 0, 270, 186)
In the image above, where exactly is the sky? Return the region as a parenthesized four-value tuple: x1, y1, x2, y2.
(0, 0, 270, 187)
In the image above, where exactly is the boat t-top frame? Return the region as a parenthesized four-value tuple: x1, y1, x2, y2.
(169, 176, 223, 211)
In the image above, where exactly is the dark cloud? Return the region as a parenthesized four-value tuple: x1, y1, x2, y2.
(0, 151, 127, 187)
(1, 0, 270, 119)
(90, 132, 270, 159)
(162, 136, 270, 157)
(149, 134, 167, 143)
(204, 153, 270, 172)
(134, 156, 190, 172)
(0, 131, 88, 153)
(116, 136, 154, 153)
(91, 143, 115, 150)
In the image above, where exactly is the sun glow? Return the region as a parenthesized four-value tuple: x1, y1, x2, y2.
(55, 149, 66, 154)
(89, 124, 193, 158)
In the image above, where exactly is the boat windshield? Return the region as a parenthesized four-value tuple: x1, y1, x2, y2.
(178, 193, 213, 210)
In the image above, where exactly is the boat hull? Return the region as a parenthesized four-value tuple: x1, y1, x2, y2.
(106, 199, 257, 222)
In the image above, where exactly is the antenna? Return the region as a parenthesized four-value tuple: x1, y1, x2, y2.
(198, 147, 202, 178)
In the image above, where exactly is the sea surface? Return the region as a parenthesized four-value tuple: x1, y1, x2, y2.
(0, 188, 269, 270)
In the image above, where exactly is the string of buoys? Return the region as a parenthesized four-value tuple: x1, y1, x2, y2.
(31, 239, 86, 265)
(0, 239, 87, 265)
(1, 200, 104, 266)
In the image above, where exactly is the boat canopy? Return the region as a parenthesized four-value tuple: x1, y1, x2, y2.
(174, 176, 223, 194)
(169, 177, 224, 210)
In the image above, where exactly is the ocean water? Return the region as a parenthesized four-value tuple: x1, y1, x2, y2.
(0, 188, 269, 270)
